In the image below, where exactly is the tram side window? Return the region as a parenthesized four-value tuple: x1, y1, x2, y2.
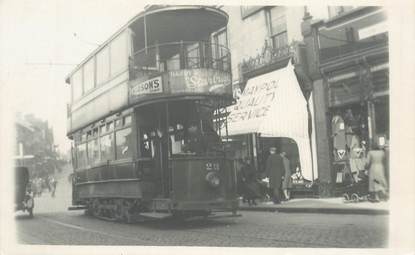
(96, 46, 110, 85)
(110, 32, 128, 76)
(83, 57, 95, 93)
(72, 69, 83, 101)
(76, 143, 88, 169)
(115, 127, 132, 159)
(87, 138, 100, 164)
(100, 133, 114, 161)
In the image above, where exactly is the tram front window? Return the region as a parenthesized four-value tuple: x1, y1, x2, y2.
(168, 101, 223, 157)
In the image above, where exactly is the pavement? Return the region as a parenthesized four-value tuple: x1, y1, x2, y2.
(238, 197, 389, 215)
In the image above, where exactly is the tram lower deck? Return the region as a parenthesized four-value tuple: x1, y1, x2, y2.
(71, 99, 238, 221)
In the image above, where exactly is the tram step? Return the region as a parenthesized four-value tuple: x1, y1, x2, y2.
(140, 212, 172, 219)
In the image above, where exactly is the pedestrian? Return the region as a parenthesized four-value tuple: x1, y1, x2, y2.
(50, 177, 58, 198)
(241, 158, 259, 206)
(366, 140, 388, 202)
(265, 147, 285, 204)
(281, 151, 292, 201)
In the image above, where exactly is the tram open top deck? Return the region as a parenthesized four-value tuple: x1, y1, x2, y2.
(65, 6, 232, 136)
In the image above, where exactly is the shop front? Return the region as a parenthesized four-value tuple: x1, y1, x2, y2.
(226, 61, 318, 195)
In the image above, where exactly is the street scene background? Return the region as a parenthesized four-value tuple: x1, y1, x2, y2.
(1, 0, 415, 253)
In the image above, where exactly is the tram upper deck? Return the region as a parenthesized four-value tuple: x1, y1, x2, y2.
(65, 6, 232, 136)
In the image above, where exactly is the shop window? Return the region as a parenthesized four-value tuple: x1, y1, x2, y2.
(72, 69, 83, 101)
(268, 7, 288, 49)
(76, 143, 88, 168)
(100, 133, 114, 161)
(96, 46, 110, 84)
(87, 138, 100, 164)
(83, 57, 95, 93)
(110, 32, 128, 76)
(123, 115, 132, 126)
(115, 127, 132, 159)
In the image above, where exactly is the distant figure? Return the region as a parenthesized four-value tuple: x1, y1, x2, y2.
(281, 151, 292, 201)
(366, 141, 388, 202)
(50, 177, 58, 198)
(265, 147, 285, 204)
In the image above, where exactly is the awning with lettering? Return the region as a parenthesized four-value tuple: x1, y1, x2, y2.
(227, 62, 317, 181)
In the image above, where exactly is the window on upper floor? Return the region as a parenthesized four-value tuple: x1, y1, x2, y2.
(72, 69, 83, 101)
(240, 6, 264, 19)
(110, 32, 128, 77)
(83, 57, 95, 93)
(96, 46, 110, 85)
(268, 7, 288, 49)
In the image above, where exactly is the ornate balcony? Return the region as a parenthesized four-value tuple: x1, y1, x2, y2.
(239, 40, 295, 77)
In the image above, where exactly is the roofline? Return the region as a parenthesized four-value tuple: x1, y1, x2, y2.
(64, 5, 228, 83)
(311, 6, 384, 29)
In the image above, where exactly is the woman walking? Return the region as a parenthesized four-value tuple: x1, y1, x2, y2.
(366, 141, 388, 202)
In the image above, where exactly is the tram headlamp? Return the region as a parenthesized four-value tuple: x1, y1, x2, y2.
(206, 172, 220, 188)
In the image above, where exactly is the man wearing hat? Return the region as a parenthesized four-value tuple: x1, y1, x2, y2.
(265, 147, 285, 204)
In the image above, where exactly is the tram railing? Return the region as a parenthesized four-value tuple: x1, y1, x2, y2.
(129, 41, 231, 79)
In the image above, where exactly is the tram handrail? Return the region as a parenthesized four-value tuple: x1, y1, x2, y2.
(130, 40, 231, 74)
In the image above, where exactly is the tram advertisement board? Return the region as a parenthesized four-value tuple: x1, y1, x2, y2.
(130, 76, 163, 96)
(168, 69, 232, 95)
(129, 69, 232, 103)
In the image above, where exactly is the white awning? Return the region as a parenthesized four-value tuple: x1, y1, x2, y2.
(227, 62, 316, 181)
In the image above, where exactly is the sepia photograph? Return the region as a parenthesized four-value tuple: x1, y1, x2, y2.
(0, 0, 414, 254)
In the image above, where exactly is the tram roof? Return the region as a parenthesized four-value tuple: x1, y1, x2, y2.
(65, 5, 228, 83)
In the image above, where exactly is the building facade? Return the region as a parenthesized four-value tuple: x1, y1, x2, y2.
(302, 6, 389, 195)
(218, 5, 388, 197)
(217, 6, 329, 194)
(15, 113, 61, 177)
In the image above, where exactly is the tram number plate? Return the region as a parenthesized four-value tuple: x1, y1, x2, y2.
(206, 162, 220, 171)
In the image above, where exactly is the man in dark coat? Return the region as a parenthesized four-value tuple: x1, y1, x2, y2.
(265, 147, 285, 204)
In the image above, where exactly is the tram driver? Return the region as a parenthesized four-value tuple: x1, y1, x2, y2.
(182, 122, 204, 154)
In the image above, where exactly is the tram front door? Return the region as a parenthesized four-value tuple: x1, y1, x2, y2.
(136, 104, 170, 198)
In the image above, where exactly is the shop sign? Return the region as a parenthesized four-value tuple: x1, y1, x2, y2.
(169, 69, 231, 94)
(130, 76, 163, 96)
(227, 79, 278, 123)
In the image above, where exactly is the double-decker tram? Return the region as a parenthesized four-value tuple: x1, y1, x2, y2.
(66, 6, 238, 221)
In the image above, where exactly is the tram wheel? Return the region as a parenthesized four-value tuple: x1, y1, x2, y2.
(114, 199, 124, 222)
(92, 199, 101, 217)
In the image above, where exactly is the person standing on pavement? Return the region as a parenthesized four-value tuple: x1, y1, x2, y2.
(366, 140, 388, 202)
(265, 147, 285, 204)
(281, 151, 292, 201)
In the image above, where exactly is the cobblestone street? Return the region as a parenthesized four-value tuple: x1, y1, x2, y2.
(15, 195, 388, 247)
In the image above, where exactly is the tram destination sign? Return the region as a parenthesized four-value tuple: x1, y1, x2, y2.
(130, 76, 163, 96)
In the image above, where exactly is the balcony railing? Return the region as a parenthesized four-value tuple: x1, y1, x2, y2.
(129, 41, 231, 79)
(239, 42, 294, 75)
